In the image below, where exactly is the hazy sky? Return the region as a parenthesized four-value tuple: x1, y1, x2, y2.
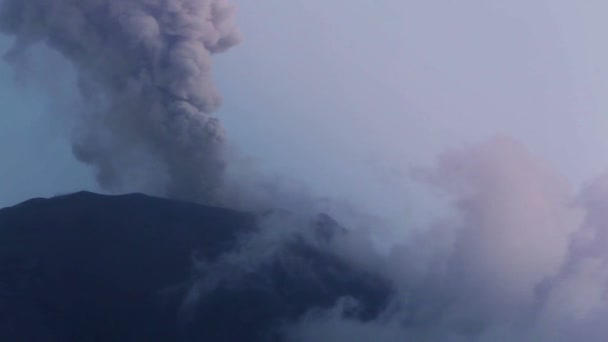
(5, 2, 608, 340)
(2, 0, 608, 218)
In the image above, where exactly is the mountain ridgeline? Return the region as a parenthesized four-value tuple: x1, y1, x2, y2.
(0, 192, 390, 341)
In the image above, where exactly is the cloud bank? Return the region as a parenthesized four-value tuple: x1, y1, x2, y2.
(284, 137, 608, 342)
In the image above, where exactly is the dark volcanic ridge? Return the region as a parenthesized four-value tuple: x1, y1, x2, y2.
(0, 191, 391, 341)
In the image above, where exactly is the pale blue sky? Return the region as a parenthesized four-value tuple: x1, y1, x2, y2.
(0, 40, 98, 208)
(2, 0, 608, 225)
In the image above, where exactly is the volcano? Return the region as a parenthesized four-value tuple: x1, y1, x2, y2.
(0, 192, 390, 341)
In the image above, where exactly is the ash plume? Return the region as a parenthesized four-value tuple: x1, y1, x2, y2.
(5, 2, 608, 341)
(0, 0, 241, 203)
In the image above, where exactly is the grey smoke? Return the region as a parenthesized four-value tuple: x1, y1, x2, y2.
(0, 0, 241, 203)
(283, 137, 608, 342)
(5, 1, 608, 341)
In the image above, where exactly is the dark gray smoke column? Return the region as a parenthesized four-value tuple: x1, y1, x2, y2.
(0, 0, 241, 203)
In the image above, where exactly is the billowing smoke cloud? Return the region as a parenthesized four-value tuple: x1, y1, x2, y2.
(5, 2, 608, 341)
(283, 137, 608, 341)
(0, 0, 241, 203)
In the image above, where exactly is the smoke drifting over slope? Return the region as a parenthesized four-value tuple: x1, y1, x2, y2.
(284, 138, 608, 341)
(4, 1, 608, 342)
(0, 0, 241, 203)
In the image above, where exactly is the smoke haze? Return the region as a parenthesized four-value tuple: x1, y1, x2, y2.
(4, 1, 608, 341)
(285, 137, 608, 341)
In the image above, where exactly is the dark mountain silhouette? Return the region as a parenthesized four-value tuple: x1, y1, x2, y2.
(0, 192, 390, 341)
